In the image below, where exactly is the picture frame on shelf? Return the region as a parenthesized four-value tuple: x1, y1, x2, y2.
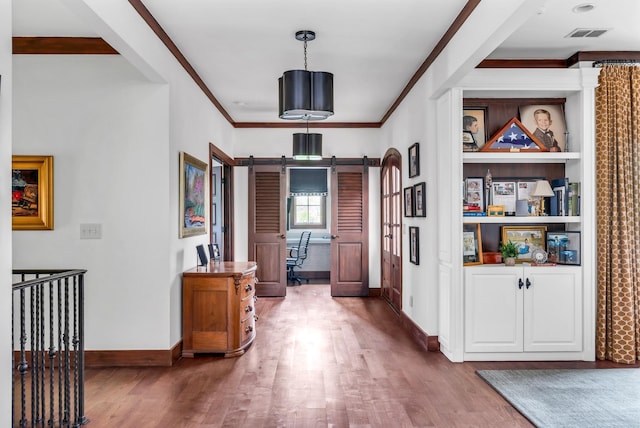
(463, 223, 483, 266)
(516, 179, 543, 216)
(179, 152, 208, 238)
(409, 226, 419, 265)
(404, 186, 414, 217)
(547, 231, 580, 265)
(487, 205, 505, 216)
(519, 104, 567, 152)
(408, 142, 420, 178)
(414, 182, 426, 217)
(464, 177, 484, 212)
(491, 180, 517, 215)
(196, 244, 209, 267)
(501, 225, 547, 263)
(208, 243, 221, 261)
(463, 108, 487, 152)
(12, 155, 54, 231)
(480, 117, 547, 152)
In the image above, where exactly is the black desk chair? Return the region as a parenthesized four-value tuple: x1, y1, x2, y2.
(286, 231, 311, 285)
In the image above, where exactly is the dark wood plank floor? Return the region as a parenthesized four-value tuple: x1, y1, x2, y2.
(81, 283, 634, 427)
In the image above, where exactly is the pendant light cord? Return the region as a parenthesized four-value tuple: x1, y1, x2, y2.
(303, 38, 308, 71)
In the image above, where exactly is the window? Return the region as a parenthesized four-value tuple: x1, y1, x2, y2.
(288, 168, 328, 230)
(290, 195, 326, 229)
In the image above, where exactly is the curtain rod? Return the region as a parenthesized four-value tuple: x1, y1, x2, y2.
(593, 59, 640, 67)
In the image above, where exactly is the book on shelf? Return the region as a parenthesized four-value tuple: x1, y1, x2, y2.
(463, 211, 487, 217)
(568, 182, 580, 216)
(550, 177, 569, 216)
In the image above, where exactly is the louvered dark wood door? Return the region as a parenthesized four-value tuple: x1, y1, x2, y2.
(248, 165, 287, 297)
(330, 165, 369, 297)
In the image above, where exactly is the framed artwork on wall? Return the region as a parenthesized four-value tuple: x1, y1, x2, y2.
(404, 186, 414, 217)
(409, 226, 419, 265)
(179, 152, 208, 238)
(12, 155, 54, 230)
(408, 142, 420, 178)
(414, 182, 426, 217)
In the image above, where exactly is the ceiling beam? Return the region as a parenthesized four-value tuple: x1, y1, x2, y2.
(13, 37, 117, 55)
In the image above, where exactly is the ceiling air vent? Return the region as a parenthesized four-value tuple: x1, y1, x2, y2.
(565, 28, 609, 38)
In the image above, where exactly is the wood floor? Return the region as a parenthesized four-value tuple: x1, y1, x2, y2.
(81, 283, 632, 427)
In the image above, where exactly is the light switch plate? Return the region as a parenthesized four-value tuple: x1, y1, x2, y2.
(80, 223, 102, 239)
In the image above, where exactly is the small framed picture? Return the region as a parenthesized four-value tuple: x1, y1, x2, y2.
(491, 181, 517, 215)
(463, 223, 483, 266)
(404, 186, 414, 217)
(463, 108, 487, 152)
(501, 226, 547, 263)
(414, 182, 426, 217)
(408, 142, 420, 178)
(196, 244, 209, 266)
(409, 226, 419, 265)
(208, 243, 221, 261)
(464, 177, 484, 211)
(547, 231, 580, 265)
(487, 205, 505, 217)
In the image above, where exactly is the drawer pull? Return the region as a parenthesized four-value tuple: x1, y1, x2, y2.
(245, 325, 254, 333)
(254, 295, 258, 302)
(254, 314, 259, 322)
(245, 284, 253, 292)
(245, 305, 253, 313)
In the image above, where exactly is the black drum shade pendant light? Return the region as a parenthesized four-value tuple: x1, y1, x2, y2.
(292, 131, 323, 160)
(279, 30, 334, 120)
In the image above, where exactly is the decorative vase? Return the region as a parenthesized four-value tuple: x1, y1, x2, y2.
(504, 257, 516, 266)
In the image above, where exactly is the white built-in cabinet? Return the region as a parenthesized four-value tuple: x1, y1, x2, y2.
(464, 265, 582, 359)
(437, 67, 600, 362)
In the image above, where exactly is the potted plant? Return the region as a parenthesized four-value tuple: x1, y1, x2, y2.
(499, 241, 518, 266)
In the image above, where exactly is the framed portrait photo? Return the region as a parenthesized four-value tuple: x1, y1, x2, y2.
(409, 226, 419, 265)
(519, 104, 567, 152)
(179, 152, 208, 238)
(408, 142, 420, 178)
(404, 186, 414, 217)
(12, 155, 54, 230)
(464, 177, 484, 211)
(463, 108, 487, 152)
(414, 182, 426, 217)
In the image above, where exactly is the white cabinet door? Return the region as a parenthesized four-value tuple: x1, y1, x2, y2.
(465, 265, 582, 355)
(523, 266, 582, 352)
(464, 266, 523, 352)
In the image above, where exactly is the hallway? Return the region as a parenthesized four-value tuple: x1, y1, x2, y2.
(81, 284, 587, 427)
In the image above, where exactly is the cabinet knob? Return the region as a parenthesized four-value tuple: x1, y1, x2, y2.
(245, 325, 254, 333)
(279, 234, 286, 239)
(245, 305, 253, 313)
(518, 278, 524, 289)
(526, 278, 532, 289)
(384, 234, 393, 239)
(245, 284, 253, 292)
(331, 235, 340, 239)
(254, 314, 259, 322)
(253, 295, 258, 302)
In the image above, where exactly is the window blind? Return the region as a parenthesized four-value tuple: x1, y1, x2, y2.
(289, 168, 328, 195)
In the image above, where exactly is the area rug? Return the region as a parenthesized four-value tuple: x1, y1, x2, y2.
(476, 369, 640, 428)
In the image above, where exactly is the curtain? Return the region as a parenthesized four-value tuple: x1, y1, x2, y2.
(596, 65, 640, 363)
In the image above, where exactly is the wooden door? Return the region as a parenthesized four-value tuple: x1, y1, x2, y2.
(330, 164, 369, 297)
(381, 150, 402, 311)
(248, 164, 287, 297)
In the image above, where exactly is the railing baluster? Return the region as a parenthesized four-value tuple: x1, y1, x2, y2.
(11, 269, 88, 428)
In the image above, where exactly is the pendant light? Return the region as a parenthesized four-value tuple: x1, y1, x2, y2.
(279, 30, 334, 121)
(292, 122, 322, 160)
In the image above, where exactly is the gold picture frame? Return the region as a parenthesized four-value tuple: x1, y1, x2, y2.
(12, 155, 54, 230)
(463, 223, 483, 266)
(501, 225, 547, 263)
(179, 152, 208, 238)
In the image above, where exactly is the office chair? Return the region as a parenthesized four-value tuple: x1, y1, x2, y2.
(286, 231, 311, 285)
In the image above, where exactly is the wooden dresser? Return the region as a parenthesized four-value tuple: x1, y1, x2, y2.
(182, 261, 257, 358)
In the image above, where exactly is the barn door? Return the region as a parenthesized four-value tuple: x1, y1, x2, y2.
(248, 164, 287, 297)
(330, 164, 369, 297)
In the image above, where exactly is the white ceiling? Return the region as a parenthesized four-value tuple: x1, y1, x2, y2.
(12, 0, 640, 124)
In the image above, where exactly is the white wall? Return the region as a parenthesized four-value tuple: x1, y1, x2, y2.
(1, 0, 13, 422)
(13, 55, 172, 349)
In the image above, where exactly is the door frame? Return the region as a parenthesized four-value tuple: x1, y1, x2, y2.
(381, 148, 403, 311)
(209, 143, 235, 261)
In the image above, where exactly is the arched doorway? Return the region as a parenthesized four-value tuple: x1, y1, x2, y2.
(381, 149, 402, 312)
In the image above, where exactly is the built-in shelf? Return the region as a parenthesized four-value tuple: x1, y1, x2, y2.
(462, 215, 580, 224)
(463, 152, 581, 164)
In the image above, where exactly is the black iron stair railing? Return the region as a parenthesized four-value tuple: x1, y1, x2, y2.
(12, 269, 88, 428)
